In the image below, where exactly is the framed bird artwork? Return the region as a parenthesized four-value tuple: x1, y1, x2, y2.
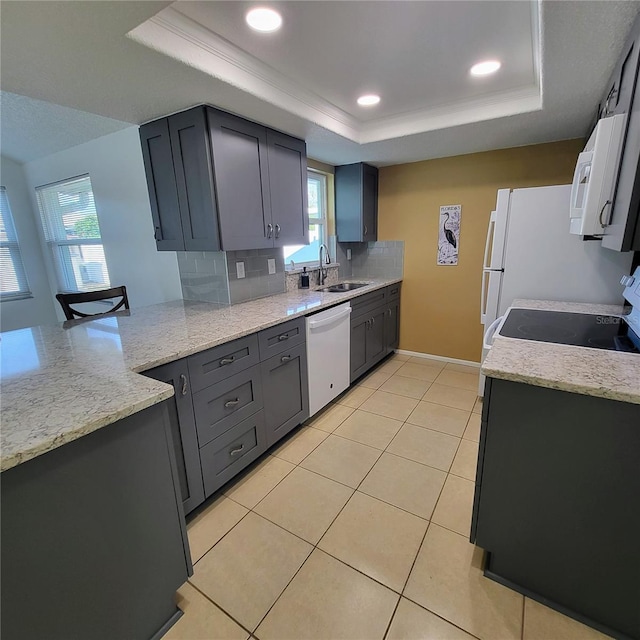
(437, 204, 461, 265)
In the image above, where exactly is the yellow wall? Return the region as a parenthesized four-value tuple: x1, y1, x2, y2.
(378, 139, 584, 362)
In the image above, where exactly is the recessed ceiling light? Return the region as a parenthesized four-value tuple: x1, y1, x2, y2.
(357, 94, 381, 107)
(470, 60, 501, 77)
(245, 7, 282, 33)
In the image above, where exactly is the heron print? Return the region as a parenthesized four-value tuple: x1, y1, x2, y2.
(437, 205, 461, 265)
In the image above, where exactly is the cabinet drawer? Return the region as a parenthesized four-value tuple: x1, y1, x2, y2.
(200, 411, 267, 497)
(350, 288, 386, 319)
(193, 365, 263, 447)
(258, 317, 305, 359)
(188, 334, 259, 392)
(386, 283, 401, 302)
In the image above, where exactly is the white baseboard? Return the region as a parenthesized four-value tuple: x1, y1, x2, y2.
(395, 349, 480, 368)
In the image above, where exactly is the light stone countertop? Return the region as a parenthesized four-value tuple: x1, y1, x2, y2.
(482, 299, 640, 405)
(0, 278, 401, 472)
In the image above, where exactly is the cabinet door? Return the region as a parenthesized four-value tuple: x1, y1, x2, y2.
(385, 299, 400, 353)
(366, 307, 387, 366)
(350, 315, 369, 382)
(362, 163, 378, 242)
(601, 18, 640, 252)
(144, 360, 205, 515)
(261, 343, 309, 447)
(169, 108, 221, 252)
(139, 119, 184, 251)
(267, 130, 309, 247)
(208, 108, 272, 251)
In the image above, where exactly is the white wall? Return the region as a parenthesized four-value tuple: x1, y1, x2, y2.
(0, 156, 58, 331)
(23, 127, 183, 321)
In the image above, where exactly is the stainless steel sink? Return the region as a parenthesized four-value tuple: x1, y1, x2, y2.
(318, 282, 369, 293)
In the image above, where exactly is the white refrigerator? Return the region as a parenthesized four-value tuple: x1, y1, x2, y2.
(479, 184, 633, 396)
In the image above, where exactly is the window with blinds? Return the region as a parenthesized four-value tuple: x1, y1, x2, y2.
(36, 175, 111, 293)
(0, 187, 32, 301)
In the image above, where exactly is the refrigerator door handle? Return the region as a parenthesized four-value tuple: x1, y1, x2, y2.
(483, 315, 504, 350)
(480, 269, 489, 324)
(483, 211, 497, 270)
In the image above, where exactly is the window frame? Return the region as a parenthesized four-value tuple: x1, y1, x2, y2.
(283, 169, 330, 269)
(0, 186, 32, 302)
(35, 175, 111, 294)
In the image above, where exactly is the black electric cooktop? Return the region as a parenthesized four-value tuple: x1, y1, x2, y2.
(499, 309, 640, 353)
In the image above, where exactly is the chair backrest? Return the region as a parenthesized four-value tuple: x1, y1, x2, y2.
(55, 286, 130, 321)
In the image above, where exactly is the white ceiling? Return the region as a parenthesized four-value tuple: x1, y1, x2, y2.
(1, 1, 639, 166)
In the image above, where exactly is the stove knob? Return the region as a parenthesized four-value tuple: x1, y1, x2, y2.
(620, 275, 635, 287)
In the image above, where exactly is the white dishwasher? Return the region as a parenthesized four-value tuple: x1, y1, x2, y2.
(306, 302, 352, 417)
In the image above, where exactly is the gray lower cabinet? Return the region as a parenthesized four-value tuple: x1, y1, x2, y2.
(473, 378, 640, 640)
(261, 343, 309, 447)
(143, 319, 309, 513)
(350, 284, 402, 381)
(200, 411, 268, 497)
(144, 359, 205, 516)
(1, 402, 191, 640)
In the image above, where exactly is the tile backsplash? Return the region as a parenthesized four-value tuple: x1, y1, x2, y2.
(177, 241, 403, 305)
(177, 251, 230, 305)
(348, 240, 404, 279)
(226, 249, 286, 304)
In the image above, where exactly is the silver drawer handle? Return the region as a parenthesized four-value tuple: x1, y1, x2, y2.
(275, 223, 281, 239)
(388, 308, 392, 317)
(364, 225, 368, 235)
(372, 317, 375, 326)
(179, 374, 188, 396)
(267, 223, 273, 239)
(229, 444, 245, 457)
(224, 398, 240, 408)
(278, 333, 289, 341)
(220, 356, 235, 366)
(281, 355, 292, 362)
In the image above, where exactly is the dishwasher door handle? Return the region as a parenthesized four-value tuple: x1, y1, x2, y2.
(308, 306, 352, 330)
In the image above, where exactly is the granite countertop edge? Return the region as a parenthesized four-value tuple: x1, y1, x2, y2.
(481, 299, 640, 405)
(1, 278, 402, 472)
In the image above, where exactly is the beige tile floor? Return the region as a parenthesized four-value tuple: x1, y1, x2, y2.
(168, 354, 611, 640)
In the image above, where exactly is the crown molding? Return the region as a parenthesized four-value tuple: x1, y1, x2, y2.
(128, 4, 543, 145)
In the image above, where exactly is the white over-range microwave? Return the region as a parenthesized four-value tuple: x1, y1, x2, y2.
(569, 113, 626, 237)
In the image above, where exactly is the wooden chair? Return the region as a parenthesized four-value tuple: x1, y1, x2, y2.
(55, 286, 130, 321)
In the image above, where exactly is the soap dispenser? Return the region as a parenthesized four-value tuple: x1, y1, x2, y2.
(300, 267, 310, 289)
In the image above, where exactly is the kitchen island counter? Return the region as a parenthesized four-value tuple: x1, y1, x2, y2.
(482, 299, 640, 405)
(0, 279, 401, 472)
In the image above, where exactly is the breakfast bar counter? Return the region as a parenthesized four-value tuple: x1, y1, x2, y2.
(0, 278, 401, 472)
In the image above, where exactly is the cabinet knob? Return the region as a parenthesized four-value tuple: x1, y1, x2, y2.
(275, 223, 281, 239)
(220, 356, 235, 366)
(267, 223, 273, 239)
(229, 444, 245, 457)
(224, 398, 240, 408)
(179, 374, 188, 396)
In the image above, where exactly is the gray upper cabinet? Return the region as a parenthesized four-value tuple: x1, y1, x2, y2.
(139, 119, 185, 251)
(169, 108, 222, 251)
(599, 13, 640, 252)
(139, 105, 308, 252)
(335, 162, 379, 243)
(207, 108, 273, 251)
(267, 130, 309, 247)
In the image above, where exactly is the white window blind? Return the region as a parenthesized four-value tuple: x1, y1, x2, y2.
(36, 175, 111, 293)
(0, 187, 32, 300)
